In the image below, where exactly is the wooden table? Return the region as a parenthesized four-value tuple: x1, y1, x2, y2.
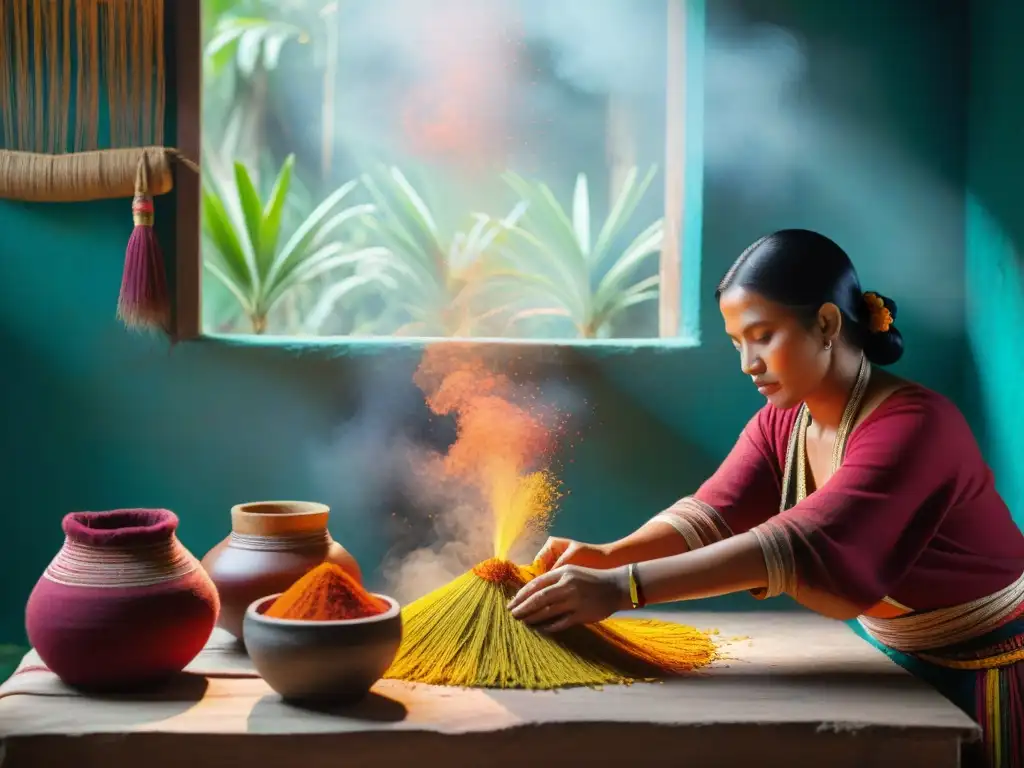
(0, 611, 979, 768)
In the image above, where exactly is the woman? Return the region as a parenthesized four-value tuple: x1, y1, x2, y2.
(508, 229, 1024, 768)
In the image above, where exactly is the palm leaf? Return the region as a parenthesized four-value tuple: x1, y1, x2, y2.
(202, 155, 376, 332)
(490, 223, 587, 318)
(201, 185, 254, 292)
(595, 275, 661, 328)
(593, 219, 664, 308)
(502, 172, 585, 274)
(362, 169, 445, 273)
(204, 260, 255, 314)
(261, 29, 296, 70)
(591, 165, 658, 267)
(358, 167, 462, 312)
(256, 154, 295, 286)
(267, 178, 360, 291)
(236, 26, 284, 75)
(484, 166, 664, 338)
(505, 307, 576, 334)
(232, 160, 266, 283)
(360, 238, 441, 305)
(272, 245, 392, 304)
(304, 274, 387, 333)
(390, 167, 441, 245)
(571, 173, 591, 258)
(311, 203, 375, 248)
(466, 201, 528, 257)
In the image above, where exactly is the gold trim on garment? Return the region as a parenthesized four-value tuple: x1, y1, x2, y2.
(652, 497, 733, 550)
(859, 571, 1024, 652)
(751, 355, 872, 599)
(750, 520, 797, 597)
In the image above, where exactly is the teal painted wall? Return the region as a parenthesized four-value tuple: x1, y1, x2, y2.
(0, 0, 971, 654)
(965, 0, 1024, 526)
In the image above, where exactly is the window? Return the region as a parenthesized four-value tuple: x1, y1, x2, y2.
(186, 0, 694, 342)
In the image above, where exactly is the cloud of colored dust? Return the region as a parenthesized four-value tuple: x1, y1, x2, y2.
(372, 345, 575, 604)
(412, 345, 562, 561)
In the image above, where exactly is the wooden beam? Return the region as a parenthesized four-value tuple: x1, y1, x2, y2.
(170, 0, 202, 341)
(659, 0, 686, 338)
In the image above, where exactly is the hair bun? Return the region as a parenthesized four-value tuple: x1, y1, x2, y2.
(862, 291, 903, 366)
(875, 293, 898, 322)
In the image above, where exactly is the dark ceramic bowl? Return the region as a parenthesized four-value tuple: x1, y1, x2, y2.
(243, 592, 403, 705)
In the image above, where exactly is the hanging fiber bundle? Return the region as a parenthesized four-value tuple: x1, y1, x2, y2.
(0, 147, 198, 333)
(117, 150, 169, 332)
(0, 0, 176, 333)
(384, 558, 718, 690)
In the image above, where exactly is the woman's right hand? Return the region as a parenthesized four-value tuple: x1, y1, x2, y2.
(534, 537, 614, 573)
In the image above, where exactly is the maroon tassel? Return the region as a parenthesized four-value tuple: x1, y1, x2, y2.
(117, 153, 170, 333)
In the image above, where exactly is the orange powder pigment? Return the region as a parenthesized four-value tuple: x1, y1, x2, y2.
(471, 557, 525, 586)
(265, 563, 389, 621)
(413, 346, 565, 560)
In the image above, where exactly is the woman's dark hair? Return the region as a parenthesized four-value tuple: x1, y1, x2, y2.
(715, 229, 904, 366)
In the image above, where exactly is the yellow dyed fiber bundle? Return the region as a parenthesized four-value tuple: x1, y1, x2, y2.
(389, 346, 719, 690)
(383, 558, 717, 690)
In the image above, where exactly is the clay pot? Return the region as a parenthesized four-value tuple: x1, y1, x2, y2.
(200, 501, 361, 642)
(25, 509, 219, 691)
(244, 592, 402, 705)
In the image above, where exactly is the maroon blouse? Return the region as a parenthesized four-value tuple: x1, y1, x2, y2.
(668, 385, 1024, 614)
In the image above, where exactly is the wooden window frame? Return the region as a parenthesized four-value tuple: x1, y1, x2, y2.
(171, 0, 202, 342)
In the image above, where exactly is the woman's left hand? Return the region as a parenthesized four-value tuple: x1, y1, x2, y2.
(507, 565, 632, 632)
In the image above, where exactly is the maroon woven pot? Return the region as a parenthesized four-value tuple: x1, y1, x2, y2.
(25, 509, 219, 691)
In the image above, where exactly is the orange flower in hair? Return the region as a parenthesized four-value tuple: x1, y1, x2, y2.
(863, 292, 893, 333)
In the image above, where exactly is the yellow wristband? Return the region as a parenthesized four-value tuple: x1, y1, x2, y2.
(628, 563, 641, 609)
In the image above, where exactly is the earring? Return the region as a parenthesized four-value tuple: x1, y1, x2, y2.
(824, 340, 833, 351)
